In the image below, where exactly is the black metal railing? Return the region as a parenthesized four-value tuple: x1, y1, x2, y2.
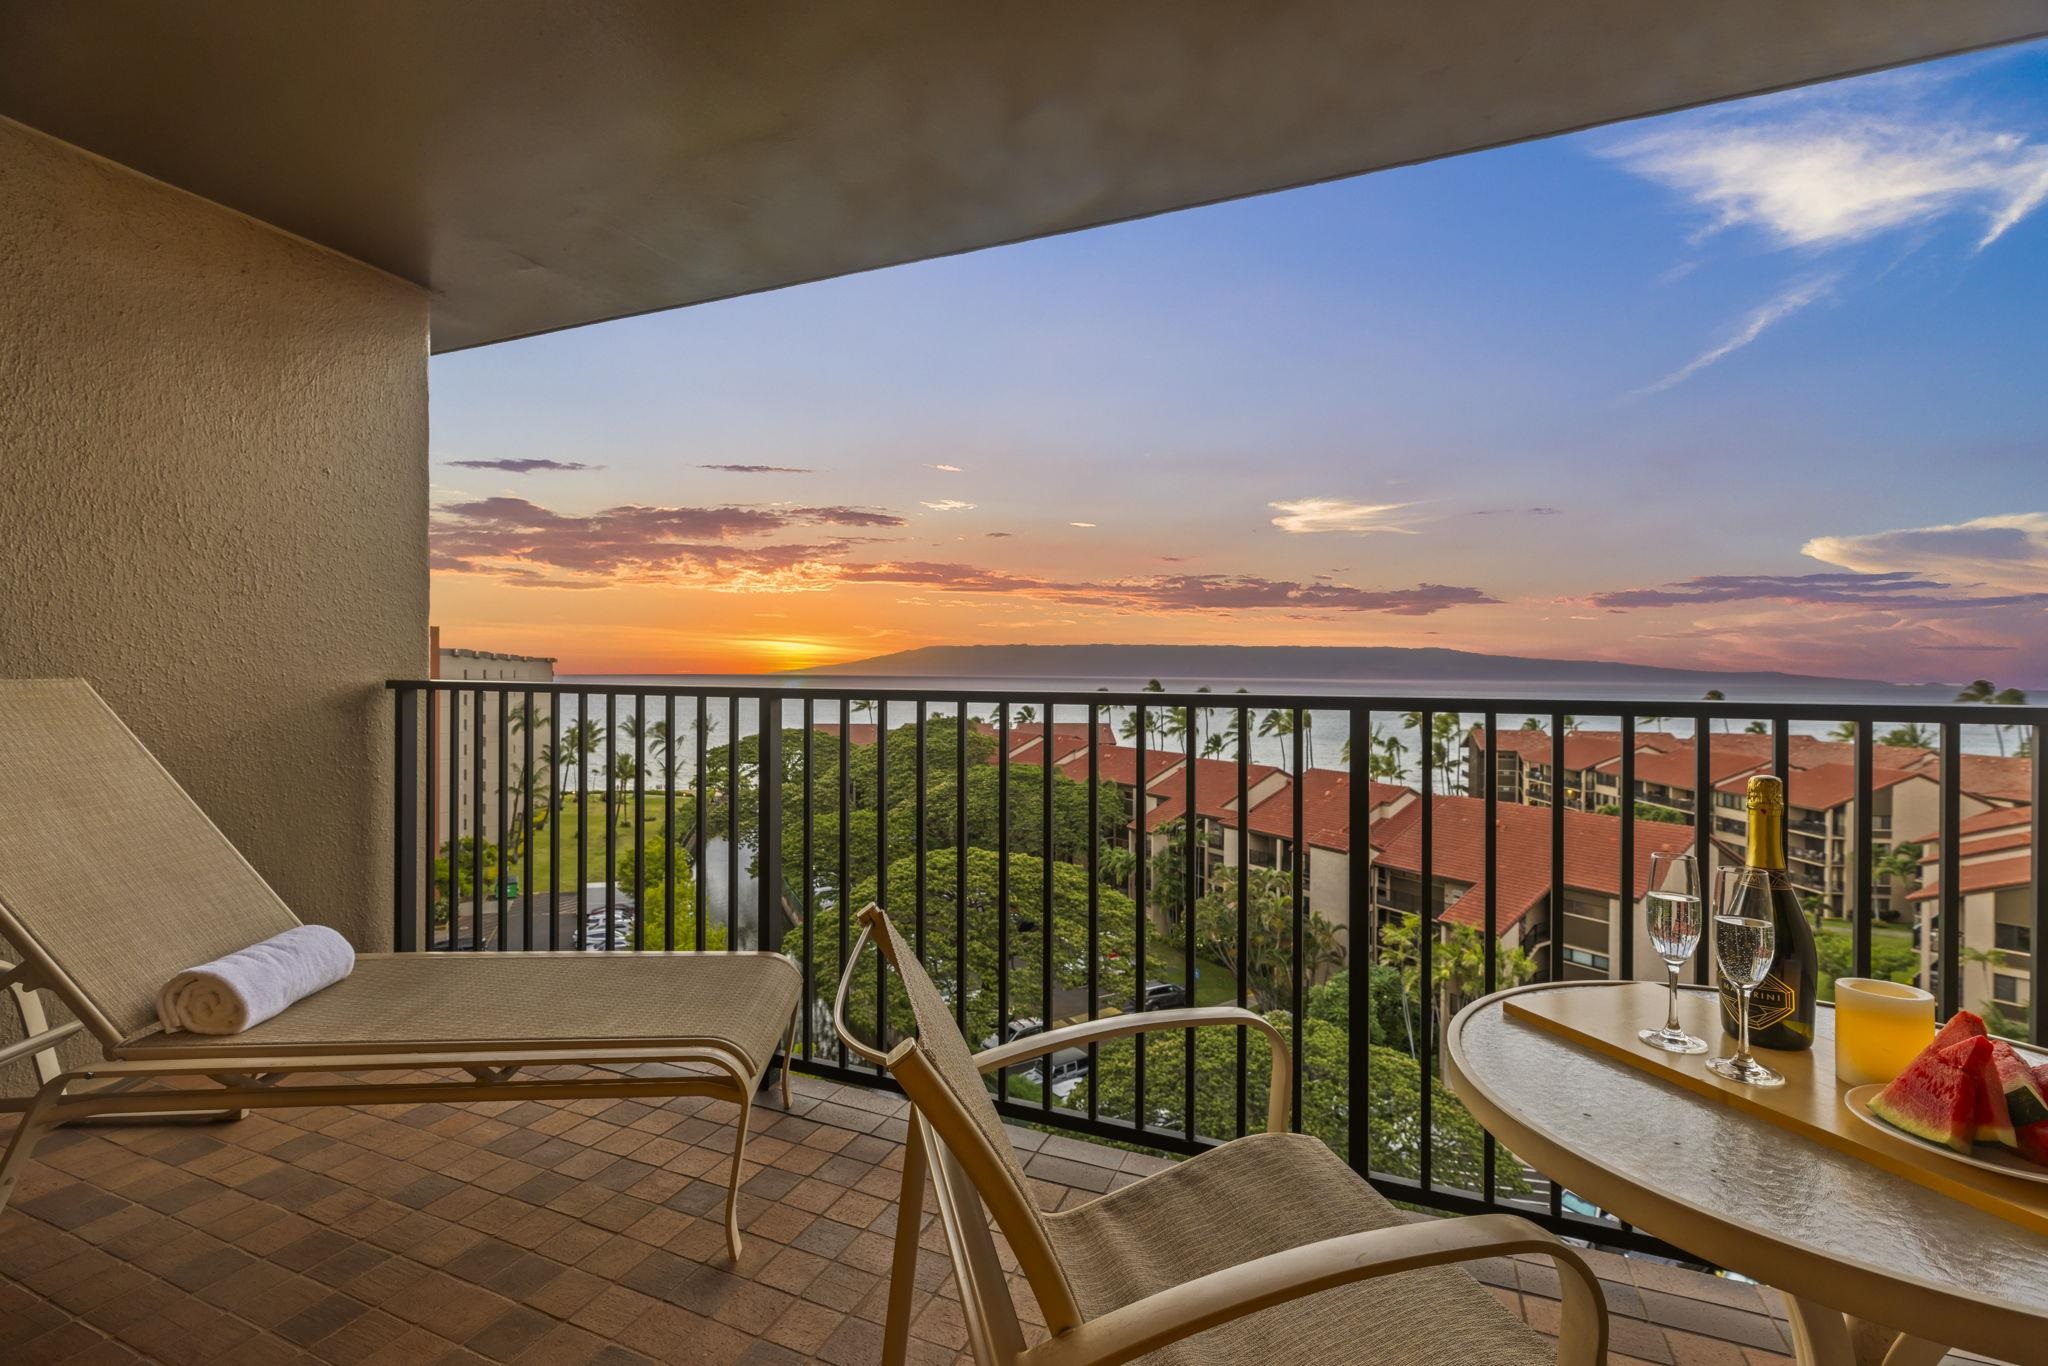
(388, 680, 2046, 1258)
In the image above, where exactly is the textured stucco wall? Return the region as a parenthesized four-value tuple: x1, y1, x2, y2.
(0, 117, 429, 1090)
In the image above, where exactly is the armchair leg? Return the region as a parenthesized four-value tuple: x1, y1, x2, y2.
(883, 1116, 929, 1366)
(723, 1087, 754, 1262)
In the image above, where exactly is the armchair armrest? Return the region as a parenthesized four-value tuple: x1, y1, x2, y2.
(975, 1007, 1291, 1134)
(1018, 1212, 1607, 1366)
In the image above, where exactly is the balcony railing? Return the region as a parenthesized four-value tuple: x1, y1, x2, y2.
(387, 680, 2048, 1258)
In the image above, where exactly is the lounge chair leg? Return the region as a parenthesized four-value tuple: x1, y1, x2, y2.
(723, 1087, 753, 1262)
(883, 1116, 929, 1366)
(0, 1075, 69, 1212)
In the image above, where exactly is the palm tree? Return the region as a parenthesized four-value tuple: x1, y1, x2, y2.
(1201, 734, 1226, 759)
(1703, 689, 1727, 734)
(1258, 709, 1314, 766)
(1827, 720, 1859, 743)
(1871, 842, 1923, 903)
(1014, 703, 1035, 729)
(1371, 735, 1408, 783)
(1744, 720, 1767, 735)
(1881, 723, 1936, 749)
(1958, 680, 2029, 755)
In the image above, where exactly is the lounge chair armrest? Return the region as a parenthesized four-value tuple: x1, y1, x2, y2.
(975, 1007, 1293, 1133)
(1019, 1212, 1607, 1366)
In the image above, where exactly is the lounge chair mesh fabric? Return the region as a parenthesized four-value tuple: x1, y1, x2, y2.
(0, 680, 301, 1044)
(867, 912, 1052, 1243)
(1047, 1131, 1552, 1365)
(119, 952, 801, 1071)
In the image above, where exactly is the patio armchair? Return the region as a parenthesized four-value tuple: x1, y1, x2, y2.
(834, 904, 1608, 1365)
(0, 679, 802, 1260)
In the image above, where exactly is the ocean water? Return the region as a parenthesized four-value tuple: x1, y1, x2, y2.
(538, 673, 2027, 776)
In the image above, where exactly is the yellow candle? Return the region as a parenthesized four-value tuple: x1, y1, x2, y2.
(1833, 978, 1936, 1086)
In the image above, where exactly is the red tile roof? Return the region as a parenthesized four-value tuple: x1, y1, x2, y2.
(1231, 770, 1413, 853)
(1143, 756, 1282, 830)
(1918, 828, 2033, 863)
(1601, 746, 1766, 790)
(1908, 853, 2033, 902)
(1908, 802, 2033, 845)
(1370, 797, 1698, 929)
(1059, 743, 1183, 788)
(1712, 762, 1921, 813)
(1467, 727, 1689, 766)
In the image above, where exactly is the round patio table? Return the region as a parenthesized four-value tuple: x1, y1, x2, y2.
(1445, 982, 2048, 1366)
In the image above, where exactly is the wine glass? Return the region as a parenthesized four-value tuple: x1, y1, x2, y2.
(1636, 851, 1707, 1054)
(1707, 869, 1784, 1088)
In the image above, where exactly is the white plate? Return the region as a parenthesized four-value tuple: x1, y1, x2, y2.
(1844, 1083, 2048, 1186)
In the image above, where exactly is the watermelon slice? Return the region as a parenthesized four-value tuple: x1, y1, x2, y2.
(1931, 1010, 1986, 1051)
(1869, 1036, 1989, 1154)
(2016, 1060, 2048, 1168)
(1969, 1040, 2043, 1146)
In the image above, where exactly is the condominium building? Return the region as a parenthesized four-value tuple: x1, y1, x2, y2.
(429, 628, 556, 848)
(1910, 806, 2036, 1034)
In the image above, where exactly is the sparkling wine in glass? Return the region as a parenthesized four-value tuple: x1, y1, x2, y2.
(1637, 851, 1707, 1054)
(1707, 889, 1784, 1087)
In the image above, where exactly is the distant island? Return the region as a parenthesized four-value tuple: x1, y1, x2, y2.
(791, 643, 1959, 703)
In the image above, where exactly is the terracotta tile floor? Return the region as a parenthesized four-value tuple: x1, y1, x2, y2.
(0, 1069, 1995, 1364)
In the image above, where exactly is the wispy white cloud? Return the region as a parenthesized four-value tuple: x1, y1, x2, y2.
(1268, 499, 1417, 535)
(1070, 522, 1097, 529)
(921, 499, 976, 512)
(1803, 512, 2048, 592)
(1636, 274, 1837, 395)
(1607, 114, 2048, 251)
(929, 463, 963, 473)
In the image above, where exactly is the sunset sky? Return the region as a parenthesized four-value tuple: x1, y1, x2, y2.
(430, 41, 2048, 684)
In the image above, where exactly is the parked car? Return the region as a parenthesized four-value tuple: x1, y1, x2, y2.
(1024, 1047, 1090, 1100)
(979, 1017, 1044, 1051)
(1140, 980, 1188, 1011)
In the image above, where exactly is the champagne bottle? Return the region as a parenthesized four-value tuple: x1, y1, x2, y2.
(1717, 775, 1817, 1051)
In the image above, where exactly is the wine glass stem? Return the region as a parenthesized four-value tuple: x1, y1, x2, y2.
(1735, 985, 1755, 1069)
(1664, 963, 1681, 1033)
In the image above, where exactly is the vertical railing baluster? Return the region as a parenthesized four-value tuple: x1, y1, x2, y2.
(472, 689, 485, 952)
(522, 690, 535, 952)
(424, 686, 439, 952)
(2030, 722, 2046, 1048)
(548, 697, 560, 951)
(955, 701, 968, 1034)
(916, 701, 928, 961)
(1042, 698, 1055, 1116)
(802, 698, 815, 1060)
(664, 694, 676, 951)
(1854, 721, 1873, 979)
(1134, 705, 1148, 1135)
(576, 692, 588, 951)
(394, 687, 419, 953)
(1482, 711, 1498, 1203)
(997, 702, 1011, 1097)
(496, 689, 508, 951)
(1346, 706, 1370, 1176)
(1618, 715, 1634, 983)
(696, 696, 708, 952)
(1419, 708, 1436, 1190)
(1940, 722, 1962, 1019)
(1548, 711, 1565, 1220)
(1086, 704, 1100, 1125)
(633, 693, 646, 951)
(604, 693, 617, 953)
(1693, 716, 1712, 986)
(876, 699, 890, 1061)
(1235, 705, 1249, 1139)
(727, 695, 740, 952)
(759, 695, 782, 957)
(836, 711, 849, 1064)
(1184, 706, 1197, 1144)
(1289, 708, 1303, 1134)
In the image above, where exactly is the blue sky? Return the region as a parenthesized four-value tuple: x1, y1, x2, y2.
(430, 39, 2048, 683)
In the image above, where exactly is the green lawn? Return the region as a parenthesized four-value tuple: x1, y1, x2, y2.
(1139, 939, 1242, 1007)
(503, 792, 682, 893)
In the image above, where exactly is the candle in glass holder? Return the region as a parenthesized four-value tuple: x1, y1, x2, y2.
(1833, 978, 1936, 1086)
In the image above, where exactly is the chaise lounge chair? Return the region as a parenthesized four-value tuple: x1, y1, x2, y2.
(0, 679, 803, 1260)
(834, 904, 1609, 1365)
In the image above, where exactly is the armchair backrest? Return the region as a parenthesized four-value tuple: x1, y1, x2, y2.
(832, 905, 1084, 1344)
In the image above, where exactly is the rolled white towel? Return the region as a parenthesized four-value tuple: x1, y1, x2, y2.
(156, 924, 356, 1035)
